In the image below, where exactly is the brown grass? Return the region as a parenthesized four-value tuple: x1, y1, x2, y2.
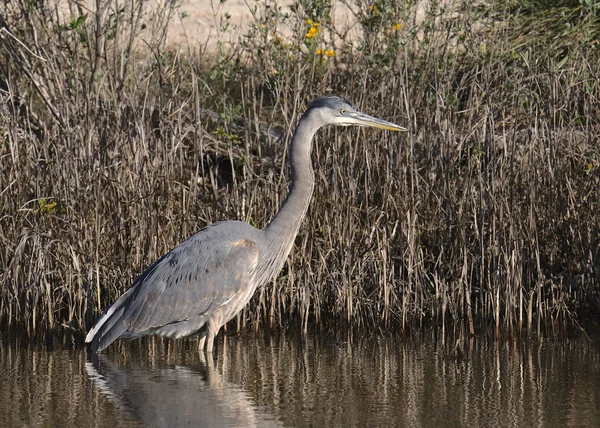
(1, 0, 599, 342)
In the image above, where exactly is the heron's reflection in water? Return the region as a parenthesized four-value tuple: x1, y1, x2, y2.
(86, 346, 281, 428)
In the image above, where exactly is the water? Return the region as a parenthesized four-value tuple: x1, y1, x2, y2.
(1, 333, 599, 427)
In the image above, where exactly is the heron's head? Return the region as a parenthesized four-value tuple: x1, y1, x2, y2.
(304, 95, 407, 132)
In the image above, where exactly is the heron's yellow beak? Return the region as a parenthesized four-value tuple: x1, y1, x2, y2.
(353, 111, 408, 132)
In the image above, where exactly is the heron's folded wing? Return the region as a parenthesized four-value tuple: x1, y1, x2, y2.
(120, 237, 259, 333)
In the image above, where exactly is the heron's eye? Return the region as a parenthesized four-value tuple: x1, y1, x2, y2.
(340, 109, 347, 115)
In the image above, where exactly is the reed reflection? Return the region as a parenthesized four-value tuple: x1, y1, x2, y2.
(218, 335, 600, 427)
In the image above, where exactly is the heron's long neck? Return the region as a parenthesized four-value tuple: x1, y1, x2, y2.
(263, 115, 318, 263)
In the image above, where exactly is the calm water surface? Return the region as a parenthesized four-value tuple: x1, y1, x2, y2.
(1, 333, 599, 427)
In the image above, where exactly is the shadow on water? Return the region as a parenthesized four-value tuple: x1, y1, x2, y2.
(1, 332, 600, 427)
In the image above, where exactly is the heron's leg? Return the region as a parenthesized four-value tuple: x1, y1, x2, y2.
(205, 332, 215, 353)
(204, 316, 222, 354)
(206, 317, 221, 354)
(198, 332, 207, 351)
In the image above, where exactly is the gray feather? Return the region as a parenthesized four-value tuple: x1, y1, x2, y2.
(87, 223, 260, 352)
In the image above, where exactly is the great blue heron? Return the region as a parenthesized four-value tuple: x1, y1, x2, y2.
(86, 96, 407, 353)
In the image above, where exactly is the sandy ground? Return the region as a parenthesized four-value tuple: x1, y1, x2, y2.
(164, 0, 358, 49)
(52, 1, 446, 53)
(54, 0, 360, 51)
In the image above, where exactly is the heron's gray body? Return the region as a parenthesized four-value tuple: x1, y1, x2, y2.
(86, 221, 293, 352)
(86, 96, 406, 353)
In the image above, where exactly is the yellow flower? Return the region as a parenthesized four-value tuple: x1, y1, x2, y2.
(314, 23, 320, 28)
(325, 49, 335, 57)
(392, 23, 402, 31)
(306, 19, 313, 25)
(306, 26, 318, 39)
(316, 49, 323, 55)
(370, 4, 377, 11)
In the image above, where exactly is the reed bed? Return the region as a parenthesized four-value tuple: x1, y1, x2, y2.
(0, 0, 598, 341)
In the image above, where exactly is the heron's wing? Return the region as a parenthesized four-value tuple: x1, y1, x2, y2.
(124, 237, 258, 332)
(86, 234, 259, 351)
